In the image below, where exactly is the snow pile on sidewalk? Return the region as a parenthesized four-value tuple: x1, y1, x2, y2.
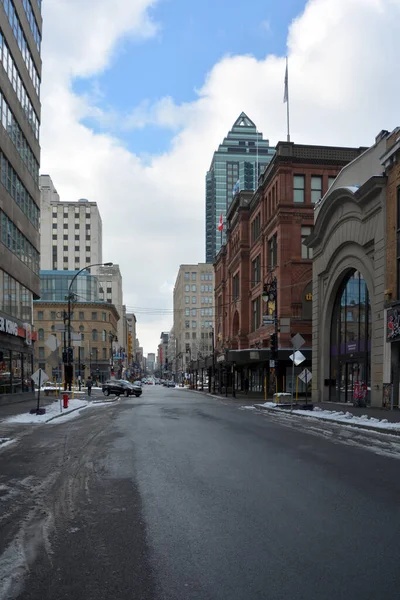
(6, 399, 89, 424)
(256, 402, 400, 432)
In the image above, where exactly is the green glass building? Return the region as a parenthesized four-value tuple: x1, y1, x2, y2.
(205, 113, 274, 263)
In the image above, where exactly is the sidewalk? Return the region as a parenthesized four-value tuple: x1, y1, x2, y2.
(0, 390, 92, 422)
(198, 389, 400, 424)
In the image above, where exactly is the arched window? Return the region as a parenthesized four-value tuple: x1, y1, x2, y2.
(92, 329, 98, 342)
(102, 330, 106, 342)
(38, 328, 44, 341)
(330, 270, 371, 405)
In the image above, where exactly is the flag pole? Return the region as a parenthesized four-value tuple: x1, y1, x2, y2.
(285, 56, 290, 142)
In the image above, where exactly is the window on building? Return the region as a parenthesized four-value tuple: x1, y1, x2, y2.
(191, 272, 197, 281)
(233, 273, 239, 300)
(92, 329, 98, 341)
(185, 272, 189, 280)
(192, 332, 196, 339)
(185, 296, 190, 304)
(185, 284, 190, 292)
(37, 311, 43, 320)
(201, 274, 205, 281)
(252, 296, 261, 331)
(102, 330, 106, 342)
(311, 176, 322, 204)
(52, 234, 57, 240)
(252, 255, 261, 286)
(92, 312, 98, 320)
(38, 328, 44, 341)
(192, 296, 197, 304)
(52, 223, 57, 229)
(191, 308, 196, 316)
(192, 320, 197, 328)
(268, 234, 278, 269)
(86, 235, 90, 241)
(50, 311, 55, 320)
(209, 297, 213, 304)
(38, 346, 45, 359)
(301, 226, 313, 259)
(102, 312, 106, 321)
(185, 332, 190, 339)
(74, 246, 79, 252)
(74, 224, 79, 229)
(185, 320, 190, 328)
(75, 235, 79, 241)
(192, 285, 196, 292)
(251, 214, 261, 243)
(293, 175, 305, 203)
(102, 348, 107, 360)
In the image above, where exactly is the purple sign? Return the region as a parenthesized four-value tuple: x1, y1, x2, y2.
(346, 341, 359, 353)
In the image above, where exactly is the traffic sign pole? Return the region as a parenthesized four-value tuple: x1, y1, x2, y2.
(36, 369, 42, 414)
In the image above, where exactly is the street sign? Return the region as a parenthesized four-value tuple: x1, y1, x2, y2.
(46, 349, 60, 368)
(262, 317, 274, 325)
(289, 351, 306, 367)
(45, 334, 59, 351)
(31, 368, 49, 386)
(299, 368, 312, 384)
(54, 323, 66, 332)
(269, 359, 275, 368)
(291, 333, 305, 349)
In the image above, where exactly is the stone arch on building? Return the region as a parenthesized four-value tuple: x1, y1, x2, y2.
(317, 244, 376, 404)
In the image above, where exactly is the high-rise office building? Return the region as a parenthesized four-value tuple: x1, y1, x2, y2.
(97, 264, 125, 353)
(39, 174, 103, 273)
(0, 1, 42, 400)
(173, 264, 214, 380)
(205, 113, 274, 263)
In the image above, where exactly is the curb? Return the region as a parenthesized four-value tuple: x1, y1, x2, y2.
(254, 404, 400, 437)
(45, 404, 88, 423)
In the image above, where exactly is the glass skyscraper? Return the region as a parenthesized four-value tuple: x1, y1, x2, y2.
(205, 113, 274, 263)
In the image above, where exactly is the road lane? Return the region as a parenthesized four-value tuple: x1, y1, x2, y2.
(0, 386, 399, 600)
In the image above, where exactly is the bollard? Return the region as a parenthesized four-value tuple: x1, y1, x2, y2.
(63, 393, 69, 409)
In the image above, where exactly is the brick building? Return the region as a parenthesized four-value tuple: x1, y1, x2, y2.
(214, 141, 365, 395)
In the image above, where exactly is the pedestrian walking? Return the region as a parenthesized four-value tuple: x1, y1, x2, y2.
(86, 375, 93, 397)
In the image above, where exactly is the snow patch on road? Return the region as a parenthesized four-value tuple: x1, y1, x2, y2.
(0, 437, 15, 450)
(5, 399, 88, 424)
(256, 403, 400, 433)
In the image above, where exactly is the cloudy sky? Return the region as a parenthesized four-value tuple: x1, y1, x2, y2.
(40, 0, 400, 354)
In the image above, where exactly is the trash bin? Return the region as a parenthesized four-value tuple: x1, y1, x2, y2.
(63, 394, 69, 409)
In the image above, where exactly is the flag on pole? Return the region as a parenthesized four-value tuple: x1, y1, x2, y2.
(283, 58, 288, 103)
(218, 213, 223, 232)
(232, 179, 240, 197)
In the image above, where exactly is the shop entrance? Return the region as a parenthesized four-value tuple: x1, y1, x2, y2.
(330, 270, 371, 404)
(338, 361, 369, 404)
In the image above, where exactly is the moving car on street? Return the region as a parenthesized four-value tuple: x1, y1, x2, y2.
(102, 380, 142, 398)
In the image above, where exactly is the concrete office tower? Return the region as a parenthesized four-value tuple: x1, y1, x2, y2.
(97, 264, 125, 352)
(0, 1, 43, 401)
(173, 264, 214, 379)
(39, 174, 103, 274)
(205, 113, 274, 263)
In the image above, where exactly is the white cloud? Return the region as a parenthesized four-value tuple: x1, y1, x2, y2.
(40, 0, 400, 353)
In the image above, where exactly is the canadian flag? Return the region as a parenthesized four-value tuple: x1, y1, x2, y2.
(218, 213, 223, 232)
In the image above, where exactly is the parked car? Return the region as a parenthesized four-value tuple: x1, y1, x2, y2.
(167, 381, 176, 388)
(102, 380, 142, 398)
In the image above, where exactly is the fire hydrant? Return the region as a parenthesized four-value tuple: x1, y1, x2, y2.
(63, 394, 69, 409)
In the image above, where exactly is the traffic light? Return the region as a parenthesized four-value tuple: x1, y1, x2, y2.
(270, 334, 277, 359)
(62, 348, 74, 363)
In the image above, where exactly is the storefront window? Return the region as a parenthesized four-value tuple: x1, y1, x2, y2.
(23, 353, 33, 391)
(330, 270, 370, 404)
(0, 350, 11, 393)
(12, 352, 22, 393)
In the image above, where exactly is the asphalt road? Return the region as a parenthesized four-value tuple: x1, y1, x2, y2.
(1, 386, 400, 600)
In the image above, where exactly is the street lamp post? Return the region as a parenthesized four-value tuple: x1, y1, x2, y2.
(262, 276, 278, 400)
(64, 262, 113, 391)
(108, 331, 118, 378)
